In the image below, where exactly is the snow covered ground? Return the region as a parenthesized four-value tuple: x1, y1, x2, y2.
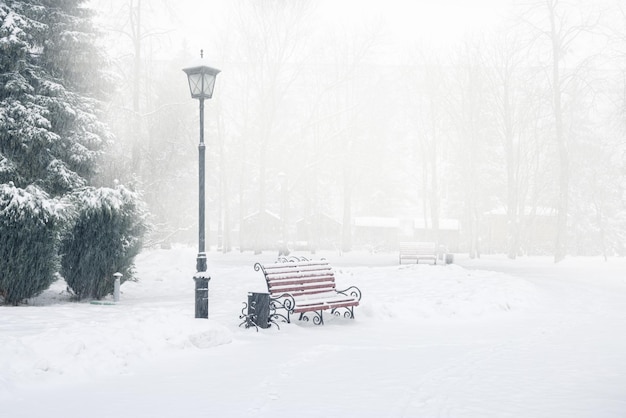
(1, 247, 625, 417)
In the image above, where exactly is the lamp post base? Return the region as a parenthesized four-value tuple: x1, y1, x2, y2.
(194, 272, 210, 319)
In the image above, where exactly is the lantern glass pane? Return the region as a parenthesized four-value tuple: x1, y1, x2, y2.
(202, 73, 216, 97)
(187, 73, 203, 96)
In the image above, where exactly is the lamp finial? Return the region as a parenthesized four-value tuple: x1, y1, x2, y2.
(200, 49, 204, 59)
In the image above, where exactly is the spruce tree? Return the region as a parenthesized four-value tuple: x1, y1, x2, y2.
(1, 2, 146, 304)
(0, 0, 110, 195)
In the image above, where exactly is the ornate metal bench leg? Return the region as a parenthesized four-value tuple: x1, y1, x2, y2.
(268, 317, 281, 330)
(267, 303, 281, 330)
(269, 294, 294, 324)
(331, 306, 355, 319)
(315, 311, 324, 325)
(299, 310, 324, 325)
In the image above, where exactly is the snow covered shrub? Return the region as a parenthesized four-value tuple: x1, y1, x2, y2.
(60, 185, 148, 300)
(0, 183, 63, 305)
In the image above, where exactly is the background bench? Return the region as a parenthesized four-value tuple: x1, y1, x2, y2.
(399, 241, 439, 264)
(254, 256, 362, 325)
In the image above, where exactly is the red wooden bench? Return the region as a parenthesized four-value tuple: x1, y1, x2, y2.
(254, 256, 362, 325)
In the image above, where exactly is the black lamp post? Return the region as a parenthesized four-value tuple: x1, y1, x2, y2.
(183, 50, 220, 319)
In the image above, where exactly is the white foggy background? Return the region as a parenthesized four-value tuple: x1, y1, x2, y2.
(89, 0, 626, 259)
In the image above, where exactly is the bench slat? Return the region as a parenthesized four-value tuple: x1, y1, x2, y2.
(262, 263, 331, 274)
(292, 292, 359, 311)
(294, 292, 357, 305)
(270, 283, 336, 295)
(269, 285, 336, 295)
(266, 271, 333, 281)
(293, 301, 359, 314)
(267, 274, 334, 286)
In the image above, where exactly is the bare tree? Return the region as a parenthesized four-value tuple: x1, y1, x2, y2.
(524, 0, 600, 262)
(448, 38, 494, 258)
(318, 21, 385, 252)
(483, 27, 550, 258)
(402, 49, 451, 249)
(228, 0, 314, 252)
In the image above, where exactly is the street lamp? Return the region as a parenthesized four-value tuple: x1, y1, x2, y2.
(183, 50, 220, 319)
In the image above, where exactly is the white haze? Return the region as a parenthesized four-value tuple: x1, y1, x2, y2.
(90, 0, 625, 257)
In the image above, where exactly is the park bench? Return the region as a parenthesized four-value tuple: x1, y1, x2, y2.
(254, 256, 362, 325)
(399, 241, 439, 264)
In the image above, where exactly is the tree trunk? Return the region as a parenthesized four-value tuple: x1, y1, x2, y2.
(341, 164, 352, 253)
(549, 2, 569, 263)
(429, 99, 440, 246)
(131, 0, 142, 174)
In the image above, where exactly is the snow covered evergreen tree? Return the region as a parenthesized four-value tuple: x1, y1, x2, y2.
(0, 182, 64, 304)
(0, 0, 110, 195)
(1, 1, 146, 303)
(60, 185, 147, 300)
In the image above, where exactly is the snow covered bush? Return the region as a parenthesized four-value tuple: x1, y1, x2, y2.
(60, 185, 148, 300)
(0, 183, 63, 305)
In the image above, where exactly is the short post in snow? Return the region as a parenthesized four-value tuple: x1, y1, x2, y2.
(113, 272, 122, 302)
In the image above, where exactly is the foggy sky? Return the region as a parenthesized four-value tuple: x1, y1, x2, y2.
(89, 0, 626, 257)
